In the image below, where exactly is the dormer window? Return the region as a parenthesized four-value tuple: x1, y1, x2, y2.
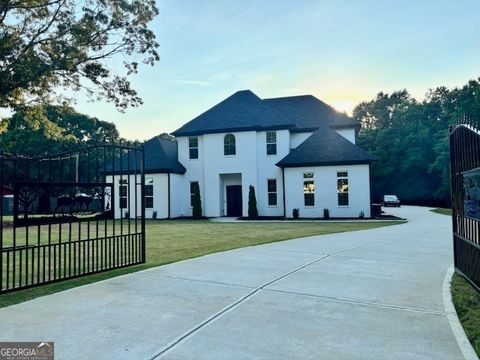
(266, 131, 277, 155)
(189, 137, 198, 159)
(224, 134, 236, 156)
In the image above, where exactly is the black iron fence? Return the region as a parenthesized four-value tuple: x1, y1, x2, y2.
(0, 144, 145, 294)
(450, 118, 480, 289)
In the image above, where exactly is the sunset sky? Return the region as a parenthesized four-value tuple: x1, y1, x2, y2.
(74, 0, 480, 140)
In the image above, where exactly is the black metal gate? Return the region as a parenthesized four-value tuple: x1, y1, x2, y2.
(0, 144, 145, 293)
(450, 118, 480, 290)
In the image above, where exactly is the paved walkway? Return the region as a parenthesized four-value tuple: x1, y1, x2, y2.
(0, 206, 465, 359)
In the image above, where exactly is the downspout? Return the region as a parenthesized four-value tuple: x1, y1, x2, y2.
(369, 163, 373, 216)
(282, 167, 286, 218)
(168, 172, 171, 219)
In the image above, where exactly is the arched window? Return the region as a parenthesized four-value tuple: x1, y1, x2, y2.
(224, 134, 236, 155)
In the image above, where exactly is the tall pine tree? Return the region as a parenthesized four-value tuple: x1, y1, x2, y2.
(248, 185, 258, 219)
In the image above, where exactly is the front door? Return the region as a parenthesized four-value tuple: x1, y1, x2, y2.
(226, 185, 242, 217)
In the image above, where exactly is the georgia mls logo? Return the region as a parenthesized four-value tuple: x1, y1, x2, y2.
(0, 342, 54, 360)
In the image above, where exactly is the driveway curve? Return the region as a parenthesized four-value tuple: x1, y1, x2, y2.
(0, 206, 465, 359)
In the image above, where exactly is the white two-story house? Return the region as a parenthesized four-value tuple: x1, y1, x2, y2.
(108, 90, 373, 219)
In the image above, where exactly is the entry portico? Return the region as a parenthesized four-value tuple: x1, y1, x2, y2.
(220, 173, 243, 217)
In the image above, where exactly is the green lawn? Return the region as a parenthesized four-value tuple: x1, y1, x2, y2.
(451, 273, 480, 356)
(0, 219, 403, 308)
(431, 208, 452, 216)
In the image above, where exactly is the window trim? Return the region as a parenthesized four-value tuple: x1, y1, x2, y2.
(303, 172, 315, 207)
(189, 137, 199, 160)
(267, 178, 278, 207)
(337, 171, 349, 207)
(266, 131, 277, 156)
(224, 134, 236, 156)
(145, 177, 154, 209)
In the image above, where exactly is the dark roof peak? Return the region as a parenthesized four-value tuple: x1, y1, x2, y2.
(173, 90, 360, 136)
(263, 94, 335, 111)
(172, 90, 291, 136)
(106, 135, 186, 175)
(233, 89, 258, 96)
(277, 126, 373, 168)
(263, 94, 315, 100)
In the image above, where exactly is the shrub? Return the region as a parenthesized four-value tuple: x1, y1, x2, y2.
(359, 211, 365, 219)
(152, 211, 157, 219)
(323, 208, 330, 219)
(124, 211, 129, 219)
(292, 208, 299, 219)
(192, 183, 202, 219)
(248, 185, 258, 219)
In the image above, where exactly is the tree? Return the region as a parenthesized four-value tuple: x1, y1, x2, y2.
(192, 183, 202, 219)
(355, 78, 480, 207)
(0, 0, 159, 111)
(0, 105, 134, 156)
(248, 185, 258, 219)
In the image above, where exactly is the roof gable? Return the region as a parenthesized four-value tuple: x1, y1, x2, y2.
(277, 126, 373, 168)
(106, 136, 186, 175)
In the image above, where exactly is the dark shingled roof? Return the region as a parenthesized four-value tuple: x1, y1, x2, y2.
(276, 126, 373, 168)
(105, 136, 186, 175)
(263, 95, 360, 130)
(172, 90, 292, 136)
(172, 90, 360, 136)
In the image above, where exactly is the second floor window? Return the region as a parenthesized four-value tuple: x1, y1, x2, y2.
(266, 131, 277, 155)
(224, 134, 236, 156)
(189, 137, 198, 159)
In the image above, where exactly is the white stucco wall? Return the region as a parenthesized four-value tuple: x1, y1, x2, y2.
(283, 164, 371, 218)
(108, 125, 367, 220)
(335, 128, 356, 144)
(107, 173, 170, 219)
(254, 130, 288, 216)
(169, 173, 184, 218)
(177, 130, 290, 217)
(202, 131, 258, 217)
(290, 132, 313, 148)
(177, 136, 205, 217)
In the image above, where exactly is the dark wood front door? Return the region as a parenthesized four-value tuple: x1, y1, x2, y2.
(226, 185, 242, 217)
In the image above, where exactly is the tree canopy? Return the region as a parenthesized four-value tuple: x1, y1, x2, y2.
(355, 78, 480, 206)
(0, 0, 159, 111)
(0, 105, 138, 156)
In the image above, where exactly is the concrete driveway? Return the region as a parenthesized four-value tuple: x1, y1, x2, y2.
(0, 206, 465, 359)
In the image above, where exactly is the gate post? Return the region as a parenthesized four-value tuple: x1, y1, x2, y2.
(0, 151, 3, 292)
(448, 124, 457, 268)
(140, 144, 146, 263)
